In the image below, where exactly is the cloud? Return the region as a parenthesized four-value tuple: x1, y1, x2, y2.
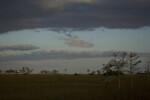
(0, 44, 39, 51)
(0, 50, 106, 61)
(63, 38, 94, 48)
(0, 50, 149, 61)
(0, 0, 150, 34)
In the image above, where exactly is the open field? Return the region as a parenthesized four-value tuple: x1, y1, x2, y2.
(0, 74, 149, 100)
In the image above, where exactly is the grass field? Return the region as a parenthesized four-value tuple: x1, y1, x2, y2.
(0, 74, 149, 100)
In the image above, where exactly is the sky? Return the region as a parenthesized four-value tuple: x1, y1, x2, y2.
(0, 0, 150, 73)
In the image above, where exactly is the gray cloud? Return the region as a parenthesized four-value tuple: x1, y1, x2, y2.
(0, 0, 150, 34)
(63, 38, 94, 48)
(0, 50, 108, 61)
(0, 50, 149, 61)
(0, 44, 39, 51)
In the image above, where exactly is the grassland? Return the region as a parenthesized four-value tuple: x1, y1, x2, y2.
(0, 74, 149, 100)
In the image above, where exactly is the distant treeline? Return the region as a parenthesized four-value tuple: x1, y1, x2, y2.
(0, 52, 149, 77)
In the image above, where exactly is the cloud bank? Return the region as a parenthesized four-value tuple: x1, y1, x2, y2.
(0, 0, 150, 34)
(0, 50, 149, 61)
(0, 44, 39, 51)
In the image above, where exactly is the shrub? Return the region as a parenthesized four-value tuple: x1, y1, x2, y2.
(40, 70, 50, 74)
(103, 70, 124, 76)
(5, 69, 19, 74)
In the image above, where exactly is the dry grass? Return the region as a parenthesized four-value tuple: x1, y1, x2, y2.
(0, 74, 149, 100)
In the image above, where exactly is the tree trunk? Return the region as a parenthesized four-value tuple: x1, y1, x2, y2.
(130, 74, 133, 88)
(148, 60, 150, 99)
(148, 73, 149, 99)
(118, 67, 120, 88)
(130, 59, 133, 88)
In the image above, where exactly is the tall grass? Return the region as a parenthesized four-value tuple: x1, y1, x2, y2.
(0, 74, 149, 100)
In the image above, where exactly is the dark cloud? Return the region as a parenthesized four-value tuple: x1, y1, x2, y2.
(0, 44, 39, 51)
(0, 50, 149, 61)
(0, 0, 150, 34)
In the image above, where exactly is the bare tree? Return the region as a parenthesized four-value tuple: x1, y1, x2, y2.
(113, 52, 128, 88)
(64, 69, 67, 73)
(102, 62, 114, 73)
(91, 71, 96, 75)
(52, 69, 58, 74)
(128, 52, 141, 88)
(19, 67, 33, 74)
(103, 52, 128, 88)
(97, 70, 101, 75)
(87, 69, 90, 74)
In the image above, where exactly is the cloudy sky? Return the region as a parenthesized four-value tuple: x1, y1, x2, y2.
(0, 0, 150, 73)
